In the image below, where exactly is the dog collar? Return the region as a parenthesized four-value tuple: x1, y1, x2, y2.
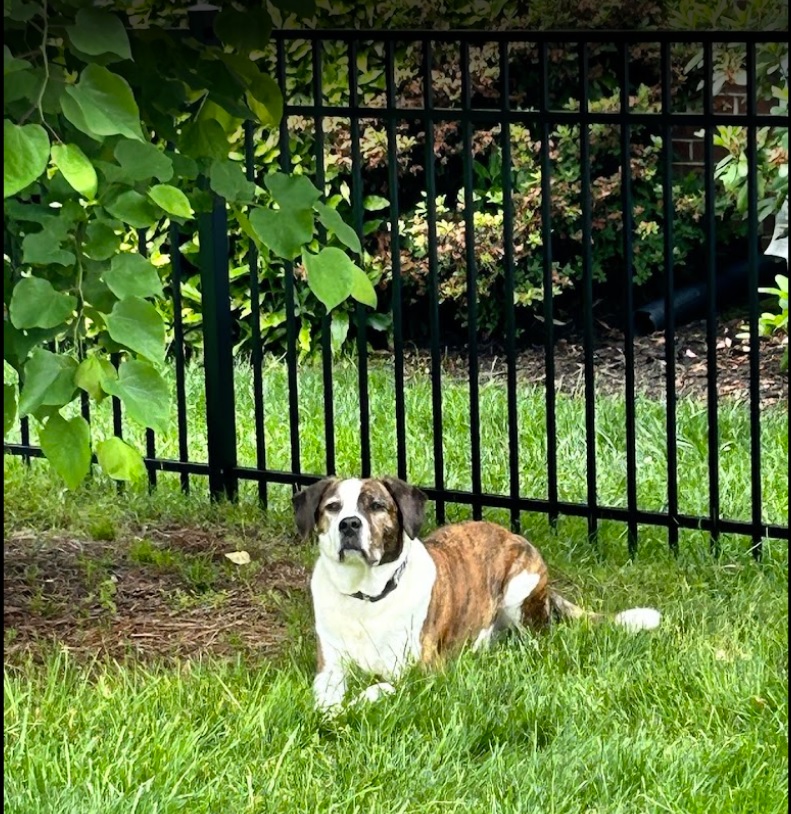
(348, 558, 408, 603)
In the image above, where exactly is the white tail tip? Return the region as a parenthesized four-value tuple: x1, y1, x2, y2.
(614, 607, 662, 632)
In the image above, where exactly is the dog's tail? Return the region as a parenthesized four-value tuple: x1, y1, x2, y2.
(549, 590, 661, 631)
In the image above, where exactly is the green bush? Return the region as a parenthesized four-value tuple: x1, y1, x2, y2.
(176, 32, 754, 352)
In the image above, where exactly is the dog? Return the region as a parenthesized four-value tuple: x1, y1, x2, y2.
(293, 476, 661, 712)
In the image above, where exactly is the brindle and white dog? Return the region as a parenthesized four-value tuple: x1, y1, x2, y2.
(294, 476, 661, 712)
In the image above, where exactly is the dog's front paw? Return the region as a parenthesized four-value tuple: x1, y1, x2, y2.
(355, 681, 396, 705)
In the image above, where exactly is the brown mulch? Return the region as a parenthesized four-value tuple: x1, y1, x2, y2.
(3, 525, 310, 665)
(391, 318, 788, 405)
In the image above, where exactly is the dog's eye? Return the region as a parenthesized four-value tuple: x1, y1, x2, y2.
(370, 500, 388, 512)
(325, 501, 341, 513)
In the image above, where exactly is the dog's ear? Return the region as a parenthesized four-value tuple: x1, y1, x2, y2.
(293, 478, 337, 540)
(382, 477, 427, 539)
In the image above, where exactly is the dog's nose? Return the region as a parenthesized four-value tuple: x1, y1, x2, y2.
(339, 516, 362, 537)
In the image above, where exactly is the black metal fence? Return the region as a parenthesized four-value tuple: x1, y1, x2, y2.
(7, 29, 790, 555)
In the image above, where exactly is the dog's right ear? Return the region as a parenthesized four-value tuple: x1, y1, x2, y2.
(292, 478, 337, 540)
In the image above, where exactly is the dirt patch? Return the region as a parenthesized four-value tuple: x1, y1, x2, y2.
(3, 526, 311, 665)
(391, 318, 788, 405)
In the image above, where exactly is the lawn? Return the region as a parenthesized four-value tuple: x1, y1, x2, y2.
(3, 358, 789, 814)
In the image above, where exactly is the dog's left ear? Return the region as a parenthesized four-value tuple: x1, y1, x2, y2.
(293, 478, 337, 540)
(382, 477, 427, 539)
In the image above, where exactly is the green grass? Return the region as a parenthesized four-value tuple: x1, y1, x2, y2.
(3, 539, 788, 814)
(5, 357, 789, 527)
(4, 358, 789, 813)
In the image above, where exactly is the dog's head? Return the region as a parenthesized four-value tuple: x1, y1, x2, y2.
(293, 477, 426, 566)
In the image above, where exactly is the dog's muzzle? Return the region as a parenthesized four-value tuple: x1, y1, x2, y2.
(338, 516, 364, 561)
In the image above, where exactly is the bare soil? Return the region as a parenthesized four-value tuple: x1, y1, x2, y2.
(3, 524, 310, 665)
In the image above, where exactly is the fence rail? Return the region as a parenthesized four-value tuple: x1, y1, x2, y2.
(7, 28, 790, 555)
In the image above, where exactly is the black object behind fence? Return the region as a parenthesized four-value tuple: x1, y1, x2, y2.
(7, 29, 790, 556)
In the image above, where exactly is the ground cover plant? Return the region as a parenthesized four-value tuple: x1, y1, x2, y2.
(4, 359, 789, 814)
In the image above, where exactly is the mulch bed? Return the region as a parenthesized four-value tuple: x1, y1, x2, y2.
(393, 318, 788, 405)
(3, 525, 310, 665)
(4, 319, 787, 664)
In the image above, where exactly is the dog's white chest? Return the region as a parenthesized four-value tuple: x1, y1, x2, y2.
(312, 543, 436, 679)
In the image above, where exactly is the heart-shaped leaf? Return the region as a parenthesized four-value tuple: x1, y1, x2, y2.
(264, 172, 321, 211)
(114, 139, 174, 183)
(9, 277, 76, 329)
(75, 355, 117, 402)
(66, 8, 132, 60)
(104, 297, 166, 363)
(102, 359, 170, 435)
(62, 64, 143, 141)
(105, 190, 160, 229)
(314, 202, 361, 253)
(249, 207, 313, 259)
(39, 413, 92, 490)
(51, 143, 98, 199)
(19, 349, 78, 416)
(4, 121, 50, 198)
(302, 247, 354, 311)
(103, 254, 164, 300)
(245, 74, 283, 128)
(209, 159, 255, 203)
(148, 184, 194, 219)
(96, 436, 147, 482)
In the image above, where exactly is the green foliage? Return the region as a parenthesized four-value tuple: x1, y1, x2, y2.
(3, 0, 366, 490)
(759, 274, 789, 372)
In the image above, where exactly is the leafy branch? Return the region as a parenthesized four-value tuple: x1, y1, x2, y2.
(3, 0, 373, 490)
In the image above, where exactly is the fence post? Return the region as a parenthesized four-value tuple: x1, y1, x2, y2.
(198, 189, 238, 501)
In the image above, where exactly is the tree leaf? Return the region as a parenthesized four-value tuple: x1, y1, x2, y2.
(4, 121, 50, 198)
(102, 359, 170, 435)
(62, 64, 143, 141)
(96, 436, 147, 482)
(51, 143, 98, 199)
(214, 7, 272, 54)
(249, 207, 313, 259)
(349, 266, 377, 308)
(330, 311, 350, 354)
(4, 383, 17, 437)
(113, 139, 174, 183)
(4, 45, 31, 75)
(9, 277, 77, 329)
(302, 247, 355, 311)
(264, 172, 321, 211)
(104, 190, 160, 229)
(363, 195, 390, 211)
(245, 74, 283, 128)
(19, 349, 78, 416)
(39, 413, 92, 490)
(83, 220, 121, 261)
(59, 92, 102, 143)
(103, 254, 164, 300)
(314, 202, 361, 253)
(21, 231, 75, 267)
(4, 322, 61, 372)
(209, 159, 255, 203)
(104, 297, 166, 363)
(148, 184, 194, 219)
(66, 8, 132, 61)
(179, 119, 230, 161)
(75, 355, 117, 402)
(224, 550, 251, 565)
